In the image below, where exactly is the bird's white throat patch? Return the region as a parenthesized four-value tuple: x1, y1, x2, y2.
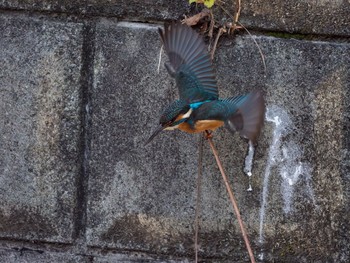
(182, 108, 193, 119)
(164, 108, 193, 130)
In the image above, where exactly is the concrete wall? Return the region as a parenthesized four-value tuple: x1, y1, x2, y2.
(0, 1, 349, 262)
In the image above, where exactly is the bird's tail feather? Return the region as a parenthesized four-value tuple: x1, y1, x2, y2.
(224, 90, 265, 144)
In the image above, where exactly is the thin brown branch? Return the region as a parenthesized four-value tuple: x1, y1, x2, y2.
(237, 21, 267, 74)
(234, 0, 242, 24)
(194, 135, 204, 263)
(217, 2, 234, 20)
(208, 9, 215, 39)
(210, 27, 225, 60)
(157, 45, 163, 73)
(205, 131, 256, 263)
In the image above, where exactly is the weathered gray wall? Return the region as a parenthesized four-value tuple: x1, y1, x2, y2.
(0, 1, 349, 262)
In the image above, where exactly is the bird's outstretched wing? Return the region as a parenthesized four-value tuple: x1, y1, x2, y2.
(222, 90, 265, 143)
(159, 23, 218, 103)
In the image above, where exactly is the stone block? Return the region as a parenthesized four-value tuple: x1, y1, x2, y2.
(87, 20, 201, 256)
(0, 0, 189, 21)
(87, 21, 350, 261)
(240, 0, 350, 36)
(215, 34, 350, 261)
(0, 247, 85, 263)
(0, 13, 83, 242)
(85, 0, 189, 21)
(0, 1, 349, 36)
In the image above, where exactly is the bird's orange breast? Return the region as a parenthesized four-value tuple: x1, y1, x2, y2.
(178, 120, 224, 133)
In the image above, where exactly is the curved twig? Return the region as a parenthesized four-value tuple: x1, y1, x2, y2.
(194, 135, 204, 262)
(205, 131, 256, 263)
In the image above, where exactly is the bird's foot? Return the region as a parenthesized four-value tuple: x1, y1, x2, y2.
(204, 130, 213, 139)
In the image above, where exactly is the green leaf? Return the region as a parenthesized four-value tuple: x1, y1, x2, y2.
(189, 0, 215, 8)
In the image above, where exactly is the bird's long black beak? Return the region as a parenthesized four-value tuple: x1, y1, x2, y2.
(144, 124, 165, 145)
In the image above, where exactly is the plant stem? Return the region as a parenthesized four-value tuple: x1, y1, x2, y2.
(194, 135, 204, 263)
(205, 131, 256, 263)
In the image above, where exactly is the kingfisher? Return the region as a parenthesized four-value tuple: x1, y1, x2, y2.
(145, 23, 265, 145)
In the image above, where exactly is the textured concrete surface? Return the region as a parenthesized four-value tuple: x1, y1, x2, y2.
(0, 1, 349, 262)
(0, 247, 86, 263)
(1, 0, 349, 36)
(240, 0, 350, 36)
(87, 20, 201, 255)
(215, 34, 350, 262)
(0, 243, 187, 263)
(0, 13, 83, 242)
(0, 0, 190, 22)
(86, 21, 350, 261)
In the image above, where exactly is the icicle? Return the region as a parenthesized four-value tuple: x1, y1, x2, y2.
(244, 140, 255, 191)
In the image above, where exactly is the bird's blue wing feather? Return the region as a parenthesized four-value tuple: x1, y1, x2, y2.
(159, 23, 218, 103)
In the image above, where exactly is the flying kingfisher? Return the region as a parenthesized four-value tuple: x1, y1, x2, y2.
(145, 23, 265, 145)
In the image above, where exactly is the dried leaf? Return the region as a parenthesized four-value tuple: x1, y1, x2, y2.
(181, 9, 210, 26)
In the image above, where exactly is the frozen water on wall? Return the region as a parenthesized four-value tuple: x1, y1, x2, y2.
(244, 140, 255, 191)
(258, 105, 291, 244)
(280, 142, 317, 213)
(258, 105, 317, 246)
